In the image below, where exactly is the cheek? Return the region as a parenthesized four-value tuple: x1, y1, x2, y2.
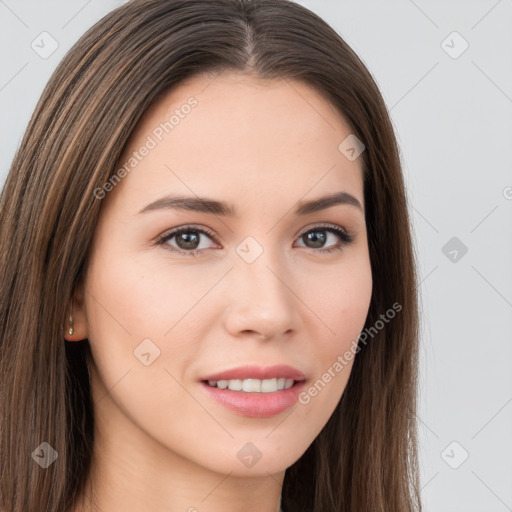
(85, 247, 205, 337)
(308, 254, 373, 347)
(299, 255, 372, 398)
(83, 246, 225, 388)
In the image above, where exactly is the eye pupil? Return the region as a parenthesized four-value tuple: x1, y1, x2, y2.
(304, 230, 326, 248)
(177, 232, 200, 250)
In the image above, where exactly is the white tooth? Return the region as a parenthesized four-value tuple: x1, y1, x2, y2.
(284, 378, 294, 389)
(261, 378, 278, 393)
(207, 377, 295, 392)
(227, 379, 243, 391)
(242, 379, 261, 392)
(217, 379, 228, 389)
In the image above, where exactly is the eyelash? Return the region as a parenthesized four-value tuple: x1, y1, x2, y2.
(155, 223, 355, 257)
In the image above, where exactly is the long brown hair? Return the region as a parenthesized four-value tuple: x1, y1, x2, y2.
(0, 1, 421, 510)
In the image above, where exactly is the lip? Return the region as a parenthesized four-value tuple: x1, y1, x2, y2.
(199, 379, 307, 418)
(200, 364, 306, 382)
(199, 365, 307, 418)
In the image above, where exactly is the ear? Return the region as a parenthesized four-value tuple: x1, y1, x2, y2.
(64, 278, 88, 342)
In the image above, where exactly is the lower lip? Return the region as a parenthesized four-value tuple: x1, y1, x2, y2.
(199, 380, 307, 418)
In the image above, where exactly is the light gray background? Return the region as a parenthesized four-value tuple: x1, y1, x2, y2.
(1, 1, 511, 511)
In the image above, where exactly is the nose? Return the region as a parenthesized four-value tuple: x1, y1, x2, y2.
(223, 251, 299, 341)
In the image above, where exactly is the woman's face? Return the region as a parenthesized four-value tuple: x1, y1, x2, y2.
(77, 72, 372, 477)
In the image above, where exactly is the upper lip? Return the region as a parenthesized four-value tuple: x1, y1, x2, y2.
(200, 364, 306, 382)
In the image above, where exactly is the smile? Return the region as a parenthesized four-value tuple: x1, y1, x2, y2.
(204, 377, 295, 392)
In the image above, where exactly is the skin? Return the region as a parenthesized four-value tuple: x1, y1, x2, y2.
(67, 72, 373, 512)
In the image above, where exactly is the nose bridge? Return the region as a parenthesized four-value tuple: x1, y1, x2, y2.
(224, 239, 297, 338)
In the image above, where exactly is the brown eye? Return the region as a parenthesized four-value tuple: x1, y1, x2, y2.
(156, 223, 354, 257)
(173, 231, 201, 250)
(296, 225, 354, 253)
(157, 226, 218, 257)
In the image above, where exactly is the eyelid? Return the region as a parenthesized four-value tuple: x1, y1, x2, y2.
(155, 224, 220, 247)
(155, 222, 355, 256)
(294, 222, 353, 242)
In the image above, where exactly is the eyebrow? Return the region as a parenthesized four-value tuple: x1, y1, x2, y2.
(138, 191, 364, 216)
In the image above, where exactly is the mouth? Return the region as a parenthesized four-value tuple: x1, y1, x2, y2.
(197, 364, 307, 417)
(199, 363, 306, 392)
(201, 377, 299, 393)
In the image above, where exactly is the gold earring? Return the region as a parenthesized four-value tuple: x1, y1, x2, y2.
(68, 315, 74, 336)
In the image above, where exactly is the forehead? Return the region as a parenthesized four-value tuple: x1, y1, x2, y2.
(106, 72, 364, 214)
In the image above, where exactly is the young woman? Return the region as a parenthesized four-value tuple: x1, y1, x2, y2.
(0, 1, 421, 511)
